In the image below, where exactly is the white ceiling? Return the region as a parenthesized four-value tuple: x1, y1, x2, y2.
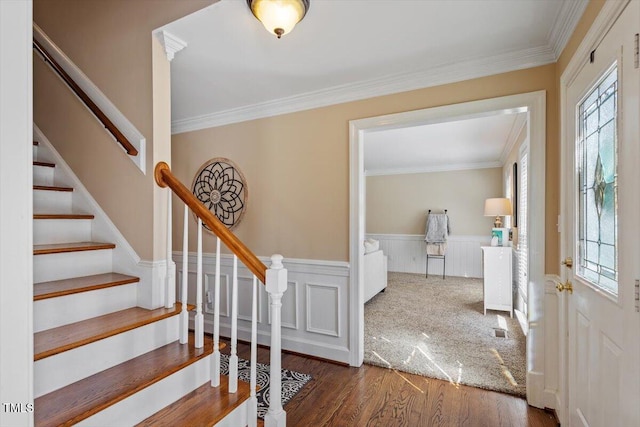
(162, 0, 586, 171)
(363, 111, 527, 175)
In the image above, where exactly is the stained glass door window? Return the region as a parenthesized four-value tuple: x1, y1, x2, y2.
(577, 65, 618, 295)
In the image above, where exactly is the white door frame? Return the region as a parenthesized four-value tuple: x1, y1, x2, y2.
(349, 90, 547, 407)
(559, 1, 633, 425)
(0, 1, 34, 426)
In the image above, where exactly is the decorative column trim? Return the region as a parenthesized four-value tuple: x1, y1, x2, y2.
(156, 30, 187, 62)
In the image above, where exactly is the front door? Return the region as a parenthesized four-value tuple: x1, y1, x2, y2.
(562, 1, 640, 426)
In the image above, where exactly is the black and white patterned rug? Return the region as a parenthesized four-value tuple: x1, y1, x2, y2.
(220, 353, 312, 419)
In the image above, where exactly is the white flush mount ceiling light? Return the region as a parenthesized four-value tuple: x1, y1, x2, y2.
(247, 0, 310, 39)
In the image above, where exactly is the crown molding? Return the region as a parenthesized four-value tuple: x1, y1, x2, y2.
(364, 161, 502, 177)
(547, 0, 590, 58)
(499, 113, 527, 164)
(171, 1, 585, 134)
(156, 30, 187, 62)
(171, 44, 555, 134)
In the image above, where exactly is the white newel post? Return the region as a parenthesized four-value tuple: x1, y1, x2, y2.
(264, 254, 288, 427)
(165, 191, 176, 308)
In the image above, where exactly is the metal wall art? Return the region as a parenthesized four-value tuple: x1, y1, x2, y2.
(192, 157, 248, 231)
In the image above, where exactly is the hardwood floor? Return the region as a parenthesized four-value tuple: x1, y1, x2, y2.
(227, 341, 558, 427)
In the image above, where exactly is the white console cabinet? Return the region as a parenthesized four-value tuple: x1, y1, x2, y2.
(481, 246, 513, 317)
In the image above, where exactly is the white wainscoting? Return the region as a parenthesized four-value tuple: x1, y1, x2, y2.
(174, 252, 351, 364)
(366, 234, 491, 278)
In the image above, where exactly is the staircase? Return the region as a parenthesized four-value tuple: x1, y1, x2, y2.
(31, 138, 253, 426)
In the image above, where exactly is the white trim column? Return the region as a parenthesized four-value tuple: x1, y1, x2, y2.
(0, 1, 34, 425)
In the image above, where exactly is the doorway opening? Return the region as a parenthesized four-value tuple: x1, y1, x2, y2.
(349, 91, 546, 405)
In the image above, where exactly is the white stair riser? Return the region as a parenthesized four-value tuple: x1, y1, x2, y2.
(76, 354, 210, 426)
(34, 315, 180, 398)
(33, 219, 92, 245)
(210, 400, 251, 427)
(33, 189, 72, 214)
(33, 164, 55, 186)
(34, 249, 113, 283)
(34, 283, 137, 332)
(33, 144, 38, 160)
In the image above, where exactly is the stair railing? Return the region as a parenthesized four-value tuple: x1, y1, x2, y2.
(154, 162, 287, 427)
(32, 38, 138, 157)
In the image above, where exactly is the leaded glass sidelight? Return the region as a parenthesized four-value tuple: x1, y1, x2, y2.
(577, 65, 618, 295)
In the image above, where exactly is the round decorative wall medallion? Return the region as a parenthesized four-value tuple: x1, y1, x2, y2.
(192, 157, 248, 231)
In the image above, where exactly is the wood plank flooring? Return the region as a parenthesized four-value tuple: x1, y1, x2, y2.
(225, 340, 558, 427)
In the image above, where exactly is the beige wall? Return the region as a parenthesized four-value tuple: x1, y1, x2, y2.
(173, 63, 558, 266)
(174, 0, 608, 272)
(33, 0, 215, 260)
(33, 0, 603, 272)
(366, 168, 502, 236)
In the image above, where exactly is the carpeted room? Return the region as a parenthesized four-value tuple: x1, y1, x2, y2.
(363, 110, 529, 398)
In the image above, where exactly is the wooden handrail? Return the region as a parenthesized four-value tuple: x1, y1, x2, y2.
(154, 162, 267, 284)
(33, 39, 138, 157)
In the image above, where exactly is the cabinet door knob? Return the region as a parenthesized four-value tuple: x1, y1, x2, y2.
(561, 257, 573, 268)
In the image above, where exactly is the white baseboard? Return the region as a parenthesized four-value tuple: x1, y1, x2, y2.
(527, 371, 545, 409)
(196, 317, 351, 365)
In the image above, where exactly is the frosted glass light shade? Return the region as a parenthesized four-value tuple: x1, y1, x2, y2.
(248, 0, 309, 38)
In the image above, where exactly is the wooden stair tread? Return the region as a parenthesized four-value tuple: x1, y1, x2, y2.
(33, 213, 94, 220)
(34, 273, 139, 301)
(33, 141, 39, 146)
(33, 161, 55, 168)
(137, 372, 251, 427)
(35, 335, 215, 427)
(33, 185, 73, 192)
(34, 304, 190, 360)
(33, 241, 115, 255)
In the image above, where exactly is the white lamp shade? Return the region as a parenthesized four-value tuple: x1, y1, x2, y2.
(484, 198, 513, 216)
(249, 0, 307, 37)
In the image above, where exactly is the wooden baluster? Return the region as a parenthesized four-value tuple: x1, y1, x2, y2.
(264, 254, 287, 427)
(165, 191, 174, 308)
(211, 236, 221, 387)
(247, 275, 258, 427)
(180, 205, 189, 344)
(195, 218, 204, 349)
(229, 255, 239, 393)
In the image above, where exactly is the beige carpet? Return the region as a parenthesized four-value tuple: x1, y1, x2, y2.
(364, 272, 526, 397)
